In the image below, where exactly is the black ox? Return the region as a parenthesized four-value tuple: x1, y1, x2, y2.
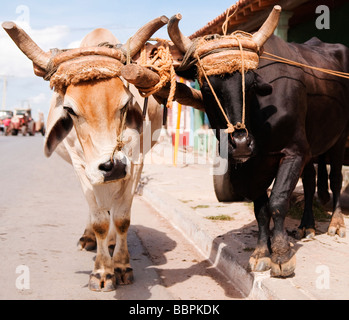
(168, 6, 349, 277)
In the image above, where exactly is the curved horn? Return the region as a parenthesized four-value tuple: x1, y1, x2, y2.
(2, 21, 50, 71)
(167, 13, 193, 54)
(121, 15, 169, 58)
(251, 5, 282, 49)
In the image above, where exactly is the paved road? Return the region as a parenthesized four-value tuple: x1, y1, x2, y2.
(0, 136, 241, 300)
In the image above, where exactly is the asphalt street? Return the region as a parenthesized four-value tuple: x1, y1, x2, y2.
(0, 135, 240, 300)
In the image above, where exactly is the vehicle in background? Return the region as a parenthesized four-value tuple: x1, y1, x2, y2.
(0, 110, 14, 135)
(35, 111, 45, 136)
(9, 108, 36, 136)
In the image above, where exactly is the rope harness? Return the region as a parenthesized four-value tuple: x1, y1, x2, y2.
(138, 38, 177, 109)
(110, 38, 178, 161)
(260, 51, 349, 79)
(180, 31, 349, 136)
(189, 32, 260, 135)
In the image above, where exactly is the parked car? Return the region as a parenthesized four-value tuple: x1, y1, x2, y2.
(9, 108, 36, 136)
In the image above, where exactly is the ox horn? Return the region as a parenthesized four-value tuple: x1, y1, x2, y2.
(121, 15, 169, 58)
(252, 5, 281, 50)
(167, 13, 193, 54)
(2, 21, 50, 71)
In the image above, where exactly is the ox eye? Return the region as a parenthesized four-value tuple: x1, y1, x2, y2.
(63, 106, 78, 117)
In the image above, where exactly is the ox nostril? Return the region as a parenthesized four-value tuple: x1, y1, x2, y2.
(99, 160, 114, 172)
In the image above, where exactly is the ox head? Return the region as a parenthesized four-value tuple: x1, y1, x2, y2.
(3, 16, 168, 185)
(3, 17, 168, 185)
(168, 6, 281, 163)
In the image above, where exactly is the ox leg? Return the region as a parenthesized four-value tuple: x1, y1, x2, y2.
(79, 211, 97, 251)
(249, 192, 272, 272)
(111, 163, 143, 284)
(297, 161, 316, 239)
(269, 156, 305, 277)
(327, 139, 346, 238)
(57, 141, 98, 251)
(317, 154, 331, 205)
(89, 210, 116, 291)
(113, 214, 134, 285)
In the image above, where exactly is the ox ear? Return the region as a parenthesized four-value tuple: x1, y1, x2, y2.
(44, 93, 73, 157)
(254, 73, 272, 96)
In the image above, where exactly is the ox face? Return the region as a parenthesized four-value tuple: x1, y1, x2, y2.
(201, 71, 272, 163)
(61, 77, 136, 185)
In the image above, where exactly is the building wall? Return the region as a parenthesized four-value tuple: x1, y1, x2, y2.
(288, 2, 349, 47)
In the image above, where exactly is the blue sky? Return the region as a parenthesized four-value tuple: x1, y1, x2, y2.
(0, 0, 236, 119)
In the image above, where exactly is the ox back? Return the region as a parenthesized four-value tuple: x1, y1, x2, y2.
(256, 35, 349, 159)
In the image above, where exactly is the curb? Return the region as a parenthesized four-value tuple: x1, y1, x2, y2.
(141, 183, 285, 299)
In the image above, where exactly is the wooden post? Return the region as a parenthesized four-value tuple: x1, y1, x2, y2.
(173, 77, 184, 166)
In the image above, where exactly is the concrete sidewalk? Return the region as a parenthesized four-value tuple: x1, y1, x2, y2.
(139, 134, 349, 300)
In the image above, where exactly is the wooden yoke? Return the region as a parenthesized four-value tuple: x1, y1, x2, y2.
(121, 64, 160, 88)
(121, 64, 204, 111)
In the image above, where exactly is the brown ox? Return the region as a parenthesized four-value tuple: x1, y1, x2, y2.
(3, 17, 167, 291)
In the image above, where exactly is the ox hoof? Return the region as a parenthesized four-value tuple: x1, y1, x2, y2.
(295, 228, 305, 240)
(305, 228, 316, 239)
(295, 227, 315, 240)
(249, 256, 271, 272)
(79, 230, 97, 251)
(328, 210, 346, 238)
(79, 237, 96, 251)
(115, 267, 134, 285)
(328, 225, 346, 238)
(88, 272, 116, 292)
(270, 252, 296, 278)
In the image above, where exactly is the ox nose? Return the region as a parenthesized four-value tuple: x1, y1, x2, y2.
(230, 131, 253, 162)
(98, 158, 127, 182)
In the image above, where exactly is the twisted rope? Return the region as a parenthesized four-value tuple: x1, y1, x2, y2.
(138, 38, 177, 108)
(111, 106, 129, 161)
(196, 33, 248, 135)
(261, 51, 349, 79)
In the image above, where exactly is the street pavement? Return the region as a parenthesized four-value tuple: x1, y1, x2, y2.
(140, 132, 349, 300)
(0, 136, 175, 300)
(0, 135, 241, 300)
(1, 133, 349, 300)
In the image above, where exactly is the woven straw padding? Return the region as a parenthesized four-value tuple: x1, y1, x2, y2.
(50, 55, 123, 94)
(198, 50, 259, 77)
(195, 34, 260, 84)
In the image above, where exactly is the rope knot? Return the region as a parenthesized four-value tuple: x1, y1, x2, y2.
(234, 122, 245, 130)
(138, 39, 177, 108)
(224, 123, 235, 134)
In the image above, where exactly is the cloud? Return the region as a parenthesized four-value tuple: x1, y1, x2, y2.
(28, 92, 47, 105)
(67, 39, 82, 49)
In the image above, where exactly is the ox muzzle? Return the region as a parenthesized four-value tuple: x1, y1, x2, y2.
(98, 157, 127, 182)
(229, 130, 255, 163)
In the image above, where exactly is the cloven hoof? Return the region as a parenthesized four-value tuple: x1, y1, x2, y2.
(88, 272, 116, 292)
(115, 267, 134, 285)
(249, 256, 271, 272)
(270, 253, 296, 278)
